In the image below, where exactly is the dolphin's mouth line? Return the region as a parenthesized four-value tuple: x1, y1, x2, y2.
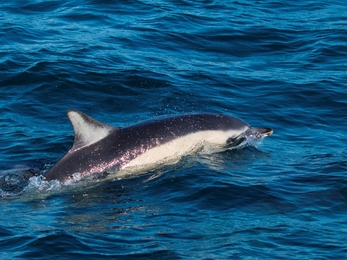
(256, 127, 273, 136)
(247, 127, 273, 138)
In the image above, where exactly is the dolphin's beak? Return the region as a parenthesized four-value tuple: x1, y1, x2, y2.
(252, 127, 273, 136)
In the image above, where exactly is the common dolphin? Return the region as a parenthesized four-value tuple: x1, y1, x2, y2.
(44, 110, 273, 183)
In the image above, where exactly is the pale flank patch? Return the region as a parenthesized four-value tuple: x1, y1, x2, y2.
(122, 129, 242, 171)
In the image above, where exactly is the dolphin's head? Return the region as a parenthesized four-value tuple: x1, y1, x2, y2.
(226, 125, 273, 148)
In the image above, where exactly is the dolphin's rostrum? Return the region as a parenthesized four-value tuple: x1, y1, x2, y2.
(44, 110, 273, 183)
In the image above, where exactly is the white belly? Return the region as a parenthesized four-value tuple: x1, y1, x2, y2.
(121, 129, 238, 171)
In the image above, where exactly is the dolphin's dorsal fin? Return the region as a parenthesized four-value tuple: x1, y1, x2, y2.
(67, 110, 118, 151)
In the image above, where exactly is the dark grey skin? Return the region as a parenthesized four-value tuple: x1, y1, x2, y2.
(44, 110, 273, 183)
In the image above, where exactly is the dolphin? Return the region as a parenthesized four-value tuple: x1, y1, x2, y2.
(44, 110, 273, 183)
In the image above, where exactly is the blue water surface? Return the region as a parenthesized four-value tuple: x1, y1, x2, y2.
(1, 0, 347, 259)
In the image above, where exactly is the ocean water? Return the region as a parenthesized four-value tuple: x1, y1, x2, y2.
(1, 0, 347, 258)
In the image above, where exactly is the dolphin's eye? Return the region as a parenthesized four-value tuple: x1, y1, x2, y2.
(226, 137, 236, 144)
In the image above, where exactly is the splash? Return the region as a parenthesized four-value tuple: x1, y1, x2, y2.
(0, 167, 63, 198)
(0, 169, 38, 196)
(24, 175, 62, 193)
